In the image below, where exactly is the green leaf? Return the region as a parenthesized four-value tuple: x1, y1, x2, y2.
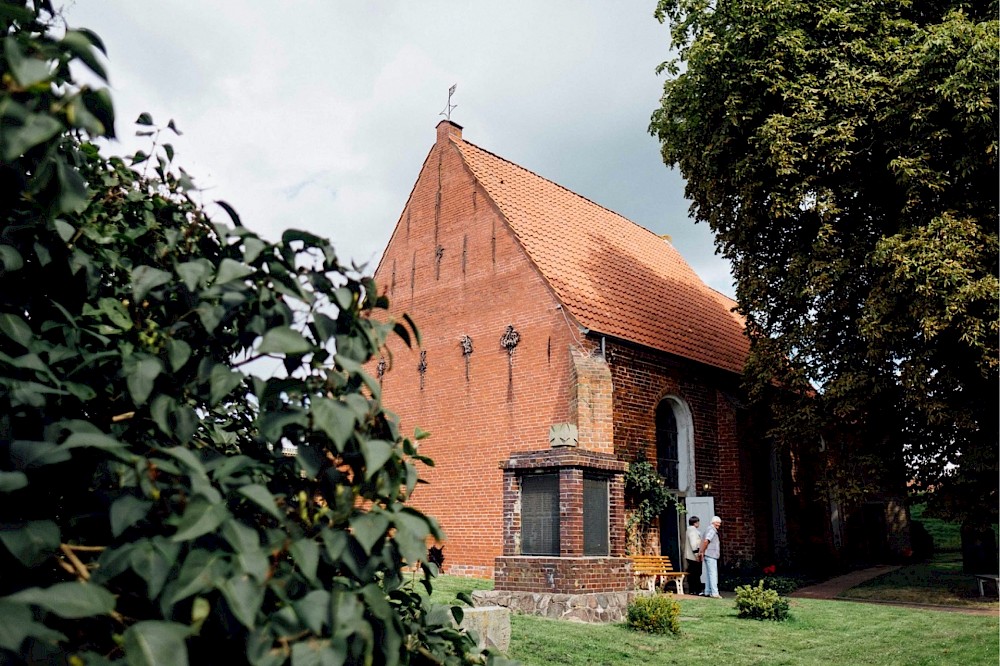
(176, 260, 211, 292)
(1, 111, 62, 161)
(293, 590, 331, 634)
(55, 158, 89, 214)
(0, 470, 28, 492)
(98, 297, 132, 330)
(237, 484, 284, 521)
(311, 398, 356, 452)
(258, 326, 311, 355)
(0, 244, 24, 271)
(243, 237, 266, 263)
(54, 219, 75, 242)
(125, 354, 164, 405)
(9, 440, 71, 468)
(209, 364, 244, 406)
(220, 575, 264, 629)
(64, 432, 126, 452)
(215, 199, 243, 227)
(196, 303, 225, 333)
(223, 522, 269, 582)
(349, 511, 390, 555)
(110, 495, 153, 537)
(360, 440, 393, 480)
(167, 549, 227, 604)
(391, 509, 433, 564)
(132, 265, 173, 302)
(129, 537, 180, 599)
(0, 599, 66, 652)
(170, 497, 229, 542)
(215, 258, 254, 285)
(0, 313, 33, 347)
(290, 538, 319, 584)
(332, 286, 354, 311)
(3, 38, 52, 87)
(8, 581, 115, 619)
(62, 30, 108, 81)
(291, 641, 347, 666)
(166, 339, 192, 372)
(0, 521, 59, 567)
(122, 621, 190, 666)
(136, 112, 154, 126)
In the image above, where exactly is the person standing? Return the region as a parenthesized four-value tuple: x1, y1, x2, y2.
(699, 516, 723, 598)
(684, 516, 703, 595)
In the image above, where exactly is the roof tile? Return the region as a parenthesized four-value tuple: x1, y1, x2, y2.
(450, 137, 749, 375)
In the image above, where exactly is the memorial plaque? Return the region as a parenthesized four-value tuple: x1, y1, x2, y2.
(521, 474, 559, 555)
(583, 476, 609, 556)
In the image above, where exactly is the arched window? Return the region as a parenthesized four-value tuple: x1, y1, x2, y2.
(655, 402, 679, 488)
(655, 396, 695, 494)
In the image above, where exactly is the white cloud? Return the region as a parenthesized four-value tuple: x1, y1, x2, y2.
(66, 0, 735, 297)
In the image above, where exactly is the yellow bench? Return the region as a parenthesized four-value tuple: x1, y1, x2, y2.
(630, 555, 687, 594)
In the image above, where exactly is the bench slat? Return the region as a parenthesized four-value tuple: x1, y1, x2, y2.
(629, 555, 687, 594)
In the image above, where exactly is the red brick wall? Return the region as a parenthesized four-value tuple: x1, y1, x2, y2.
(375, 123, 581, 576)
(493, 556, 632, 593)
(604, 340, 757, 563)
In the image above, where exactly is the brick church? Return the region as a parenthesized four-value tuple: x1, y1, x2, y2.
(372, 120, 815, 584)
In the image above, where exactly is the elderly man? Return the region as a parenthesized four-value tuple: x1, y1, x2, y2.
(698, 516, 723, 598)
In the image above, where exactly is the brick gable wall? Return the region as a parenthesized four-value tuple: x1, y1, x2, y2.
(374, 123, 766, 577)
(375, 126, 584, 576)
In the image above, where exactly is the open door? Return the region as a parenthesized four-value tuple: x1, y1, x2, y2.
(685, 496, 715, 538)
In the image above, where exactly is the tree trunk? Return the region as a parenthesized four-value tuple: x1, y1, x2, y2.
(960, 521, 999, 574)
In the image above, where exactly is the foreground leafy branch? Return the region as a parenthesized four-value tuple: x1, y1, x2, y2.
(0, 4, 510, 664)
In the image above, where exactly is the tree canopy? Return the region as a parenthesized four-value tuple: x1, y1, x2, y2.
(0, 3, 509, 664)
(650, 0, 998, 527)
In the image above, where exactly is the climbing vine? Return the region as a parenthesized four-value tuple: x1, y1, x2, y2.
(624, 452, 679, 555)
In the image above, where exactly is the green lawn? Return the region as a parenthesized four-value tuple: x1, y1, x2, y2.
(427, 574, 999, 665)
(507, 596, 999, 666)
(842, 551, 998, 608)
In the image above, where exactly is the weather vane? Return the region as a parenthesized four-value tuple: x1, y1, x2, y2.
(440, 84, 458, 121)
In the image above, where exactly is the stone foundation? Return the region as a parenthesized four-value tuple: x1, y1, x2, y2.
(458, 606, 511, 652)
(472, 589, 644, 623)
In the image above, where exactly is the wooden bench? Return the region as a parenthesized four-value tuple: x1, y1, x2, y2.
(629, 555, 687, 594)
(974, 574, 999, 597)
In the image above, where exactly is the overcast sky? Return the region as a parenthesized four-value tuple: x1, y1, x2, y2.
(65, 1, 735, 298)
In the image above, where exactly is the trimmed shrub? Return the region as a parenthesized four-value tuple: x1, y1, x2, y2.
(760, 575, 801, 595)
(734, 581, 791, 621)
(627, 594, 681, 635)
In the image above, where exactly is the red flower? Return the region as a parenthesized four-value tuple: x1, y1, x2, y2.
(762, 565, 777, 575)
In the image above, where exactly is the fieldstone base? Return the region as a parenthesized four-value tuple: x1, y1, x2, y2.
(471, 589, 645, 623)
(458, 606, 511, 653)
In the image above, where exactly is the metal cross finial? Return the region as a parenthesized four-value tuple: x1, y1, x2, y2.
(440, 84, 458, 121)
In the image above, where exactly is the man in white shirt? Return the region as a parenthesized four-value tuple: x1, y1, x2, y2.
(698, 516, 723, 598)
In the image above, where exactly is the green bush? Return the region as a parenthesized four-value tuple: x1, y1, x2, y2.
(760, 575, 801, 595)
(734, 581, 791, 621)
(626, 594, 681, 635)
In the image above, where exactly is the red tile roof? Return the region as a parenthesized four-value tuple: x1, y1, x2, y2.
(451, 135, 749, 375)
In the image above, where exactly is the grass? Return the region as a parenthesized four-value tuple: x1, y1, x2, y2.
(428, 507, 998, 664)
(506, 596, 999, 666)
(840, 502, 999, 608)
(841, 551, 998, 608)
(909, 503, 963, 551)
(426, 570, 999, 665)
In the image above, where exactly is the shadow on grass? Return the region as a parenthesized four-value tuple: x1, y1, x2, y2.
(841, 551, 999, 609)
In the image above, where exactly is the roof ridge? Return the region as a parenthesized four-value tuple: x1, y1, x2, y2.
(453, 137, 673, 248)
